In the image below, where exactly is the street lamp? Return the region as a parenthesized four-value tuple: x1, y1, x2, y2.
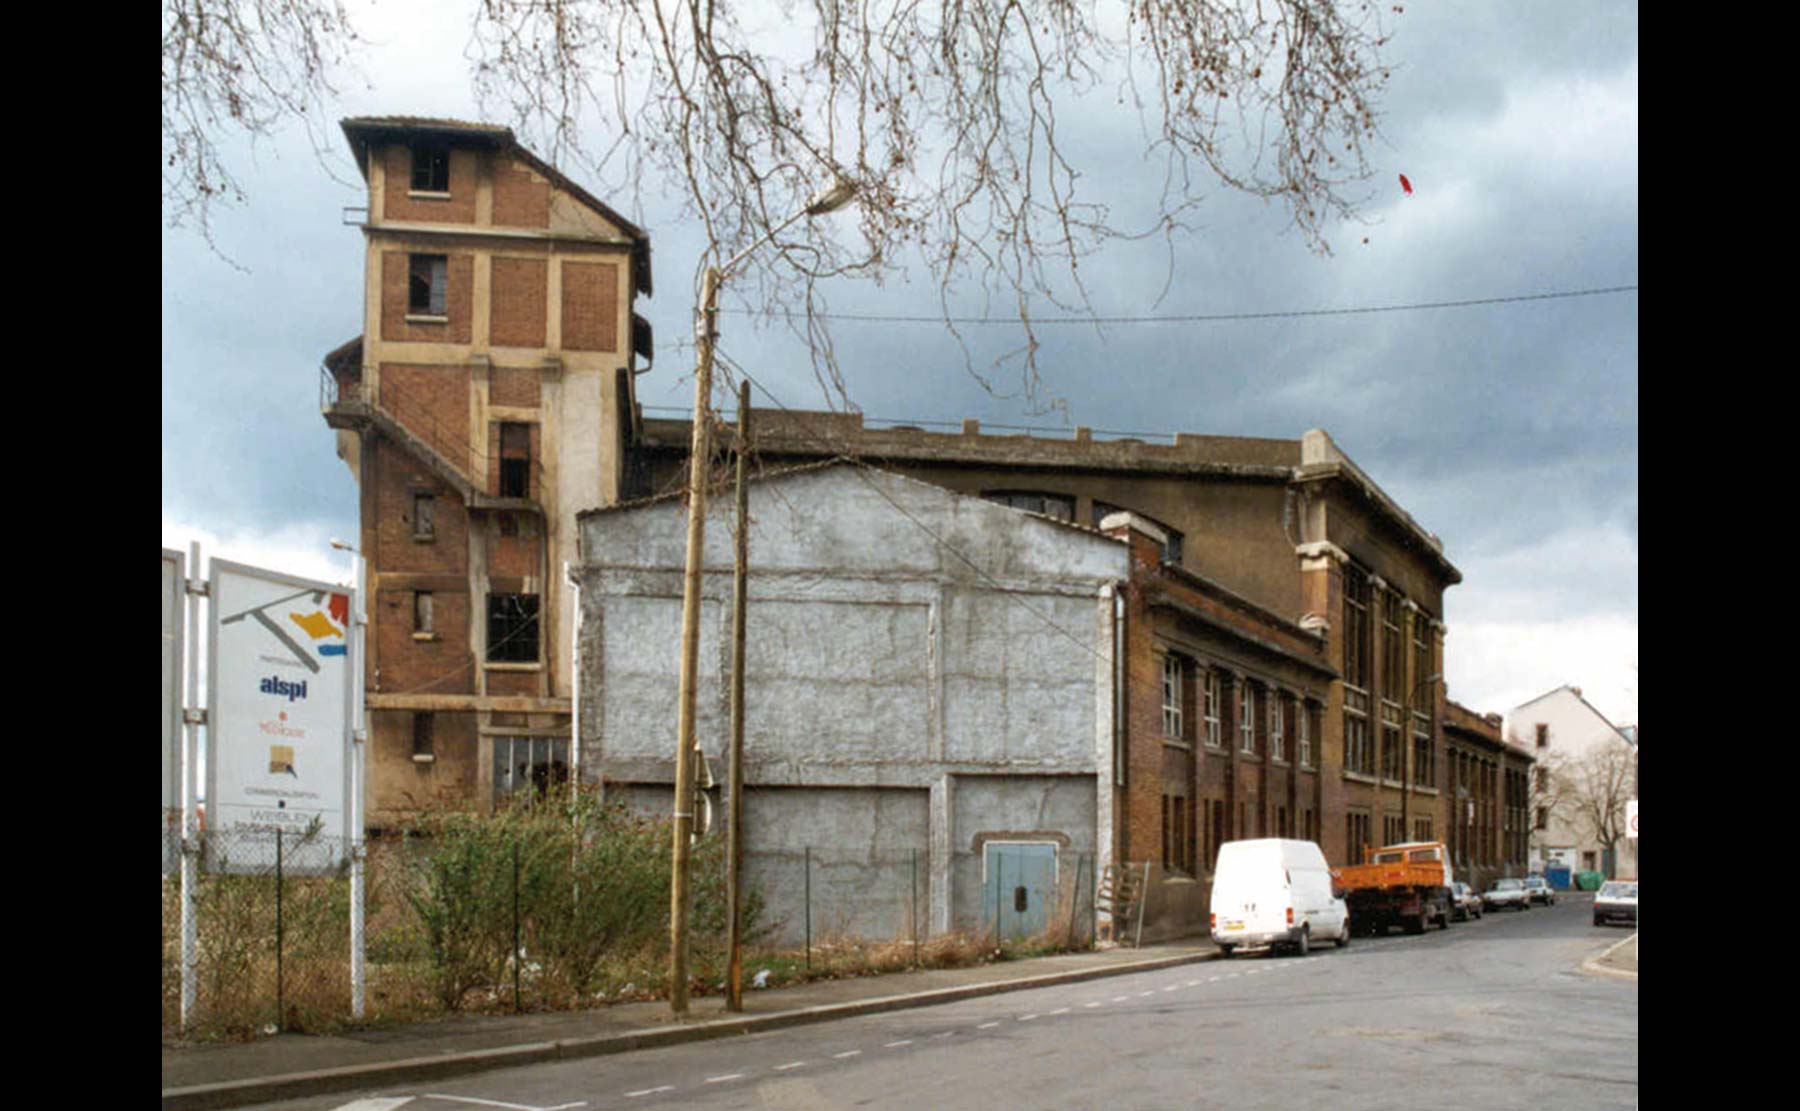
(1400, 672, 1442, 838)
(329, 538, 369, 1019)
(668, 175, 859, 1016)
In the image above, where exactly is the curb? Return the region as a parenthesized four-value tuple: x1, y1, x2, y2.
(1578, 931, 1638, 981)
(163, 949, 1214, 1110)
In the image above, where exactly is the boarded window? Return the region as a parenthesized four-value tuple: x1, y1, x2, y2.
(412, 492, 435, 539)
(494, 736, 569, 803)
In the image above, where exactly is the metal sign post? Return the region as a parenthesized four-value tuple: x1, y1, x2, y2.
(179, 542, 204, 1033)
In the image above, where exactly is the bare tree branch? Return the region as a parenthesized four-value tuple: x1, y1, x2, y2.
(162, 0, 365, 262)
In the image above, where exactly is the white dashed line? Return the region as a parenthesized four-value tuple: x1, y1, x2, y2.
(1208, 976, 1220, 982)
(1138, 991, 1155, 997)
(1020, 1014, 1039, 1021)
(1084, 1001, 1104, 1008)
(424, 1098, 587, 1111)
(977, 1021, 1001, 1029)
(1162, 985, 1179, 992)
(932, 1031, 956, 1039)
(625, 1087, 674, 1099)
(832, 1050, 862, 1059)
(884, 1039, 914, 1048)
(1187, 979, 1201, 986)
(774, 1062, 807, 1072)
(1113, 995, 1130, 1002)
(1049, 1007, 1070, 1015)
(705, 1074, 745, 1084)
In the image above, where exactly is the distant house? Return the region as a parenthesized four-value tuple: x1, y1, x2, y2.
(1507, 685, 1637, 880)
(574, 462, 1127, 943)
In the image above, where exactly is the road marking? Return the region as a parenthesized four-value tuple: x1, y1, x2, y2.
(705, 1074, 746, 1084)
(1112, 995, 1130, 1002)
(832, 1050, 862, 1059)
(1049, 1007, 1070, 1015)
(424, 1097, 586, 1111)
(331, 1101, 413, 1111)
(1208, 976, 1220, 982)
(977, 1021, 1001, 1029)
(1137, 990, 1155, 997)
(774, 1062, 807, 1071)
(1162, 985, 1179, 992)
(1186, 979, 1201, 986)
(931, 1031, 956, 1039)
(624, 1088, 673, 1099)
(1020, 1013, 1039, 1021)
(1083, 1001, 1104, 1008)
(884, 1039, 914, 1048)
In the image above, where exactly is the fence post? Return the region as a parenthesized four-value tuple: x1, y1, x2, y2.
(804, 846, 811, 973)
(513, 840, 522, 1014)
(995, 853, 1004, 945)
(911, 848, 919, 967)
(275, 829, 284, 1032)
(1067, 851, 1084, 947)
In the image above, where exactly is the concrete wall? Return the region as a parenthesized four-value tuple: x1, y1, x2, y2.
(1508, 687, 1637, 879)
(575, 464, 1125, 941)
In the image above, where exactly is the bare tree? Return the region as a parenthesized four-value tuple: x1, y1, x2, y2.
(468, 0, 1395, 409)
(164, 1, 1397, 403)
(1535, 736, 1635, 879)
(162, 0, 363, 257)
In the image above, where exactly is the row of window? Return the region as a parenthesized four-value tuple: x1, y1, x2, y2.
(982, 491, 1185, 564)
(1161, 796, 1320, 877)
(410, 714, 570, 807)
(1159, 654, 1315, 765)
(412, 589, 541, 663)
(1341, 564, 1438, 786)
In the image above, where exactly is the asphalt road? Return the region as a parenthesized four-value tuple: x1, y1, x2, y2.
(262, 894, 1636, 1111)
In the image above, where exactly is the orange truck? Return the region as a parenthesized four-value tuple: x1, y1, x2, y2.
(1330, 841, 1455, 936)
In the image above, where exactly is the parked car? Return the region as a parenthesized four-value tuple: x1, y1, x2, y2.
(1524, 875, 1556, 906)
(1210, 838, 1351, 957)
(1592, 880, 1638, 927)
(1482, 877, 1530, 911)
(1450, 881, 1483, 921)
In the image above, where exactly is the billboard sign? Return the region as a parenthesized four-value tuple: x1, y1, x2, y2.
(207, 559, 354, 873)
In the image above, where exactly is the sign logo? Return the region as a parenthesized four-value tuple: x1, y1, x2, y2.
(221, 589, 348, 674)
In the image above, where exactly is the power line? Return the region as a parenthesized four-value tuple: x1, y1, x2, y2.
(719, 283, 1637, 326)
(641, 406, 1186, 444)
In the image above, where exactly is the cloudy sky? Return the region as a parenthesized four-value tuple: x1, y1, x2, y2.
(161, 1, 1637, 727)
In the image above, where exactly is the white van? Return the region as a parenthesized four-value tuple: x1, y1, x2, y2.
(1209, 838, 1350, 957)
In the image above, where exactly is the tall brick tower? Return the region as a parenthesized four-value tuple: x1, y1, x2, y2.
(320, 117, 652, 827)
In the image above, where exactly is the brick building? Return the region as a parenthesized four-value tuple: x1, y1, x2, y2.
(625, 413, 1464, 936)
(1441, 700, 1533, 892)
(320, 117, 652, 827)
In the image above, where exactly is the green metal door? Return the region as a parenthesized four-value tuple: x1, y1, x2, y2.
(985, 842, 1057, 941)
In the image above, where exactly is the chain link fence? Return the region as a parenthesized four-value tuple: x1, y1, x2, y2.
(162, 797, 1098, 1042)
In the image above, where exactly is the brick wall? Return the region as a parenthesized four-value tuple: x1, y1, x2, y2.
(371, 449, 467, 575)
(381, 252, 475, 344)
(382, 145, 478, 224)
(373, 587, 474, 695)
(368, 709, 479, 826)
(491, 158, 551, 228)
(489, 257, 548, 348)
(561, 260, 619, 352)
(379, 363, 471, 470)
(489, 365, 542, 408)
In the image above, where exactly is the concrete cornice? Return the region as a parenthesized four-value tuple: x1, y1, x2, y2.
(361, 219, 638, 250)
(1295, 540, 1350, 565)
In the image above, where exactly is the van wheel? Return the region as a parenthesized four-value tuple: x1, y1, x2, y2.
(1217, 944, 1234, 959)
(1335, 926, 1349, 948)
(1295, 928, 1310, 957)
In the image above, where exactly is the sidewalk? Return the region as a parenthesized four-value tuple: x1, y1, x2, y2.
(163, 937, 1218, 1110)
(1586, 931, 1637, 978)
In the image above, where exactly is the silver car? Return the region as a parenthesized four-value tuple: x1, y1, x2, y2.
(1523, 875, 1556, 906)
(1482, 877, 1530, 911)
(1592, 880, 1637, 927)
(1450, 881, 1483, 921)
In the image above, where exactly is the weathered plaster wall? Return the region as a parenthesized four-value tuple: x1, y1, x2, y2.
(575, 465, 1126, 941)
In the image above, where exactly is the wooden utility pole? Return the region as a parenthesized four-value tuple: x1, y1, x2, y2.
(669, 264, 722, 1016)
(726, 381, 750, 1012)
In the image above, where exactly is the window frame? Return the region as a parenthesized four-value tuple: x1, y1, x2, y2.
(411, 491, 436, 541)
(1161, 655, 1185, 740)
(410, 144, 451, 194)
(485, 592, 541, 664)
(1238, 681, 1255, 755)
(1269, 691, 1286, 762)
(983, 490, 1075, 522)
(1203, 670, 1222, 748)
(408, 253, 449, 317)
(412, 590, 435, 638)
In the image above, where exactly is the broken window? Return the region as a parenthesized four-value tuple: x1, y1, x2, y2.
(412, 712, 434, 758)
(411, 144, 450, 192)
(494, 736, 569, 804)
(486, 593, 540, 663)
(413, 591, 434, 635)
(412, 492, 435, 540)
(409, 254, 448, 316)
(499, 422, 532, 498)
(982, 490, 1073, 522)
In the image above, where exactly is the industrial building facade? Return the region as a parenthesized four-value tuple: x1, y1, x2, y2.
(319, 117, 652, 828)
